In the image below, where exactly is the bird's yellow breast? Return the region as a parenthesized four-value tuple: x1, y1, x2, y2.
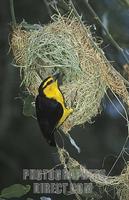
(43, 80, 64, 105)
(43, 80, 73, 126)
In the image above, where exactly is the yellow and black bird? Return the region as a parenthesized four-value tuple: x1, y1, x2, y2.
(35, 75, 73, 146)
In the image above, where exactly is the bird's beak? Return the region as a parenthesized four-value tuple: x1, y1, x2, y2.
(53, 72, 63, 85)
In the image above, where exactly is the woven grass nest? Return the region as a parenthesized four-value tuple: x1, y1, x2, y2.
(11, 14, 129, 200)
(11, 15, 129, 133)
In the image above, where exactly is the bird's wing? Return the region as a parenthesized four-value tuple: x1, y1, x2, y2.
(35, 95, 63, 146)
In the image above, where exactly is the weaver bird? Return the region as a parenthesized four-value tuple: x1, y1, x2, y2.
(35, 75, 73, 146)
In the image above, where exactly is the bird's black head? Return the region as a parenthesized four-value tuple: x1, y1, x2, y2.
(38, 76, 54, 96)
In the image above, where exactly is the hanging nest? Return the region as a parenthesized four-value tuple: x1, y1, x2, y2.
(11, 16, 106, 133)
(11, 15, 129, 133)
(58, 148, 129, 200)
(11, 13, 129, 200)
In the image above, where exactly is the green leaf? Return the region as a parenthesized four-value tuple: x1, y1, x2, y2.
(0, 184, 31, 199)
(23, 95, 36, 117)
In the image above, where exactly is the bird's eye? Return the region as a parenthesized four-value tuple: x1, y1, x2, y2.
(43, 80, 53, 88)
(43, 77, 54, 88)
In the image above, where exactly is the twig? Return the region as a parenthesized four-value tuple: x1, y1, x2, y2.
(57, 0, 71, 13)
(122, 0, 129, 7)
(43, 0, 53, 18)
(10, 0, 16, 27)
(105, 89, 129, 176)
(69, 0, 129, 86)
(83, 0, 129, 64)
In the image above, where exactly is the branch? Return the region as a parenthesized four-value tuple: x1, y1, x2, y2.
(69, 0, 129, 86)
(10, 0, 16, 27)
(83, 0, 129, 64)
